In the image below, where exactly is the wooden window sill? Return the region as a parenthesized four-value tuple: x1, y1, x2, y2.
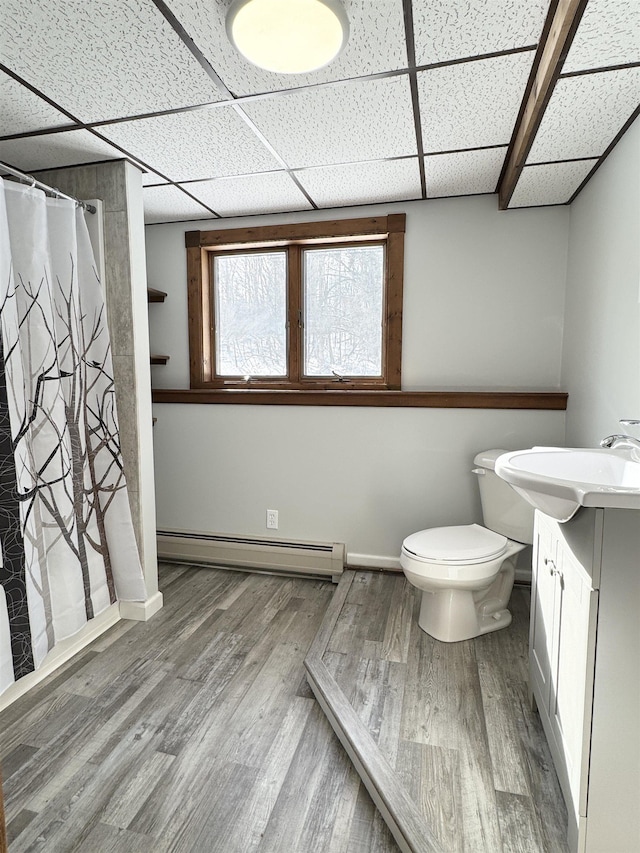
(151, 388, 568, 410)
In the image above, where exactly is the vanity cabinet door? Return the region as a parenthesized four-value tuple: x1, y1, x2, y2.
(529, 508, 638, 853)
(530, 513, 558, 710)
(550, 546, 598, 822)
(530, 510, 599, 847)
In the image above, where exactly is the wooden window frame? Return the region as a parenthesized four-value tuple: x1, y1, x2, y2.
(185, 214, 405, 392)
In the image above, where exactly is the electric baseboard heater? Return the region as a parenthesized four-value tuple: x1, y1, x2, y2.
(157, 529, 345, 583)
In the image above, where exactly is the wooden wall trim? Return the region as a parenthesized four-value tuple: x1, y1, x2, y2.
(186, 214, 405, 248)
(186, 245, 208, 387)
(385, 231, 404, 390)
(152, 388, 568, 410)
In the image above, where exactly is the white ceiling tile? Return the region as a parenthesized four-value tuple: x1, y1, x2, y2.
(508, 160, 598, 207)
(418, 52, 535, 151)
(186, 172, 313, 217)
(100, 107, 281, 181)
(563, 0, 640, 73)
(424, 147, 506, 197)
(0, 72, 72, 136)
(164, 0, 407, 97)
(242, 76, 417, 169)
(413, 0, 549, 66)
(2, 0, 225, 123)
(143, 185, 214, 223)
(527, 68, 640, 162)
(0, 130, 125, 173)
(1, 0, 633, 220)
(294, 159, 422, 208)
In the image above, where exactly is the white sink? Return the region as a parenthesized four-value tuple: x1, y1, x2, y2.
(495, 446, 640, 522)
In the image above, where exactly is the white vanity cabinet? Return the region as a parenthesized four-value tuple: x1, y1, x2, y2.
(530, 508, 640, 853)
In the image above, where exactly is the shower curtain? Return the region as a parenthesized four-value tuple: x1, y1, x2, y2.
(0, 179, 146, 697)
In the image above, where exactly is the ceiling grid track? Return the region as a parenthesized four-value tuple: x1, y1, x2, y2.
(402, 0, 427, 199)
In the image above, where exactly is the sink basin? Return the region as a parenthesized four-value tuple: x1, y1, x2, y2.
(495, 446, 640, 522)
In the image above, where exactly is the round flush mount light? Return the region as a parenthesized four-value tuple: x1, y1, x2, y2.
(226, 0, 350, 74)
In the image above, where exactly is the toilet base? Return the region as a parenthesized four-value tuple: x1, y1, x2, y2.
(418, 588, 513, 642)
(416, 560, 516, 643)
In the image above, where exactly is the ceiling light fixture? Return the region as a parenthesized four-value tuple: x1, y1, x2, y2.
(226, 0, 350, 74)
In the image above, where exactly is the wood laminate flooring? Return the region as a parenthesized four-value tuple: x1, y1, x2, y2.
(1, 565, 399, 853)
(0, 565, 569, 852)
(322, 571, 570, 853)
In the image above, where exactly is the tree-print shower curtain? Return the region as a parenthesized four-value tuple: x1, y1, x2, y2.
(0, 179, 146, 698)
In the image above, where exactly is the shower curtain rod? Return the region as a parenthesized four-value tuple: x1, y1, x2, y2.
(0, 161, 97, 214)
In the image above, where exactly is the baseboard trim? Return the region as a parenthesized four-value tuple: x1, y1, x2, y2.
(0, 603, 121, 711)
(305, 572, 444, 853)
(119, 592, 164, 621)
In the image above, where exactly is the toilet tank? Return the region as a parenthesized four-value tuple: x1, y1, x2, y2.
(473, 450, 534, 545)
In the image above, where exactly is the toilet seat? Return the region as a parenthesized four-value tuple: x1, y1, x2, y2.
(402, 523, 508, 565)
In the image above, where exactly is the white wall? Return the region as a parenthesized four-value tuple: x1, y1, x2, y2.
(146, 194, 569, 566)
(562, 116, 640, 446)
(401, 195, 568, 389)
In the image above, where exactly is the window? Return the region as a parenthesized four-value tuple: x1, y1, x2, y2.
(214, 250, 288, 377)
(185, 214, 405, 392)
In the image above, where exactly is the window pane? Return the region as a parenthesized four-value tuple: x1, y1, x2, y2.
(303, 245, 384, 377)
(214, 252, 287, 376)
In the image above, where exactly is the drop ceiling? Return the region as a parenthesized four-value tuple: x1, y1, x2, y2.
(1, 0, 638, 224)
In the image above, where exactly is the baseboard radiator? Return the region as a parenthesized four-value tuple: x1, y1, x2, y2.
(157, 529, 345, 582)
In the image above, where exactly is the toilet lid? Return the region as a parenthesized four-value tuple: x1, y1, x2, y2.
(403, 524, 508, 565)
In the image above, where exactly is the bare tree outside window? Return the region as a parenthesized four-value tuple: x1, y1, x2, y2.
(303, 245, 384, 377)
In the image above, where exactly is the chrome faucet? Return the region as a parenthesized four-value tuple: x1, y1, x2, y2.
(600, 419, 640, 450)
(599, 434, 640, 448)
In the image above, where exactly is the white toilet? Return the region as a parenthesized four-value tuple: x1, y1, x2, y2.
(400, 449, 534, 643)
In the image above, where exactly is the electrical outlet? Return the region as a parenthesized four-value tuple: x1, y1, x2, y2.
(266, 509, 278, 529)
